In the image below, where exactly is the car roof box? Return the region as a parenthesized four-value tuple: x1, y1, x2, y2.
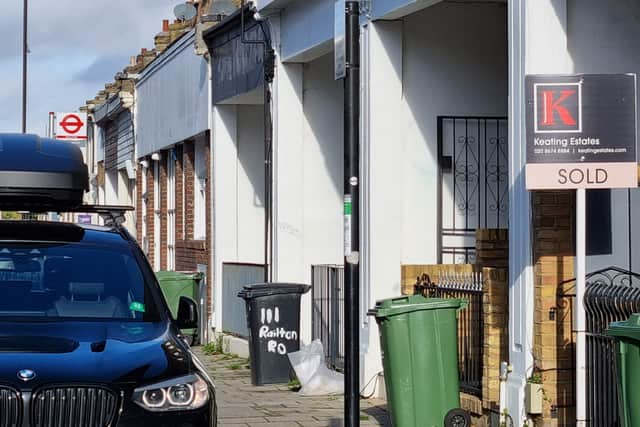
(0, 134, 89, 211)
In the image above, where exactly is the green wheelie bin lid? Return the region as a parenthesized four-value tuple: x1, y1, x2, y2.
(607, 313, 640, 341)
(368, 294, 468, 318)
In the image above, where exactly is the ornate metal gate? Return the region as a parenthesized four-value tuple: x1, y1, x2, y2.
(437, 116, 509, 264)
(583, 268, 640, 426)
(311, 265, 344, 371)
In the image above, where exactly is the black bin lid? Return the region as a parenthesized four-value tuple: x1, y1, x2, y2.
(238, 282, 311, 299)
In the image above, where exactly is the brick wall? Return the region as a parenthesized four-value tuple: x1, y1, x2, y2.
(183, 141, 195, 240)
(476, 229, 508, 269)
(176, 145, 184, 242)
(135, 138, 212, 332)
(532, 191, 576, 426)
(176, 240, 208, 271)
(473, 229, 510, 416)
(146, 160, 155, 268)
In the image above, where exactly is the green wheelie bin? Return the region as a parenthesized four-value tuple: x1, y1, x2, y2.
(368, 295, 471, 427)
(156, 271, 202, 343)
(607, 313, 640, 427)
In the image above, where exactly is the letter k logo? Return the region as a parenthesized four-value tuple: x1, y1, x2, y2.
(541, 90, 577, 126)
(534, 82, 581, 133)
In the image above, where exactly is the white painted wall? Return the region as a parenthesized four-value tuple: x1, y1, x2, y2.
(105, 170, 118, 206)
(271, 50, 344, 344)
(237, 106, 266, 264)
(401, 2, 508, 264)
(565, 0, 640, 273)
(301, 54, 344, 268)
(361, 20, 406, 394)
(194, 137, 208, 241)
(506, 0, 573, 423)
(213, 105, 238, 330)
(211, 104, 265, 329)
(117, 170, 135, 236)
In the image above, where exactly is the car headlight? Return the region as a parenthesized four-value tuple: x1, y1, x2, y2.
(133, 374, 209, 412)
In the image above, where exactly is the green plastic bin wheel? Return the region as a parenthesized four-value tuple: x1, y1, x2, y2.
(607, 313, 640, 427)
(368, 295, 468, 427)
(156, 271, 202, 343)
(445, 408, 471, 427)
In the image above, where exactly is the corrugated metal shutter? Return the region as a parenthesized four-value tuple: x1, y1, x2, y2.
(104, 121, 118, 171)
(116, 111, 134, 170)
(221, 263, 265, 338)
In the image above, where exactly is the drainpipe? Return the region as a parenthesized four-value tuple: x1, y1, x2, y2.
(239, 1, 275, 282)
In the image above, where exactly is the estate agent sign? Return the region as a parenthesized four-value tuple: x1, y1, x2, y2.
(525, 74, 637, 189)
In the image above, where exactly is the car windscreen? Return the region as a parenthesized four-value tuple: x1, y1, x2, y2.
(0, 242, 160, 321)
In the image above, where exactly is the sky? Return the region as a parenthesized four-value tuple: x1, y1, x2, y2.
(0, 0, 180, 135)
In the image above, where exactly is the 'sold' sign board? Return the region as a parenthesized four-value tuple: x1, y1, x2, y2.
(525, 74, 637, 189)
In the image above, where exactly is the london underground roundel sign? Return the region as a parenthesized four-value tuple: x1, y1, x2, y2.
(55, 112, 88, 141)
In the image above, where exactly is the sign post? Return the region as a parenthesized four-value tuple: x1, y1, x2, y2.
(526, 74, 637, 426)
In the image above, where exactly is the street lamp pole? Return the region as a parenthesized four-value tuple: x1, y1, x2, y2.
(22, 0, 28, 134)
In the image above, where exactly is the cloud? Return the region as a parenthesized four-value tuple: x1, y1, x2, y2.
(0, 0, 180, 134)
(72, 56, 130, 84)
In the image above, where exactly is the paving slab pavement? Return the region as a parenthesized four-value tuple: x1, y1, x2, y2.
(194, 348, 391, 427)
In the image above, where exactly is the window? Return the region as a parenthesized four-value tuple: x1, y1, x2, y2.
(141, 165, 149, 255)
(0, 243, 159, 321)
(167, 152, 176, 270)
(586, 189, 612, 256)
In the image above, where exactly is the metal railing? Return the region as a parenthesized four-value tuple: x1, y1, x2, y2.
(415, 270, 484, 397)
(581, 267, 640, 426)
(311, 265, 345, 371)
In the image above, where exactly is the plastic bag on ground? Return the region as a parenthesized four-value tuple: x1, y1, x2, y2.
(288, 339, 344, 396)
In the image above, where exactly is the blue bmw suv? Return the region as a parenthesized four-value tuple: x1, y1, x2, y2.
(0, 134, 217, 426)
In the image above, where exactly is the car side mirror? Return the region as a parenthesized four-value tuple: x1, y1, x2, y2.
(177, 296, 198, 329)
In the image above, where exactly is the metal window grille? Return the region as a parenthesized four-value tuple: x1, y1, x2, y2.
(438, 117, 508, 264)
(311, 265, 345, 371)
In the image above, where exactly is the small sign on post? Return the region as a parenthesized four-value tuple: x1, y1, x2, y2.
(334, 0, 346, 80)
(525, 74, 637, 190)
(54, 112, 88, 141)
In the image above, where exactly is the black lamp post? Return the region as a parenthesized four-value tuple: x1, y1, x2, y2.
(22, 0, 28, 134)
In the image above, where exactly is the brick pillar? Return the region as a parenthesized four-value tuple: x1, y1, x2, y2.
(146, 160, 155, 267)
(475, 229, 509, 415)
(532, 191, 576, 426)
(482, 267, 509, 412)
(135, 165, 143, 244)
(160, 152, 168, 271)
(476, 229, 508, 269)
(184, 141, 195, 240)
(175, 145, 184, 242)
